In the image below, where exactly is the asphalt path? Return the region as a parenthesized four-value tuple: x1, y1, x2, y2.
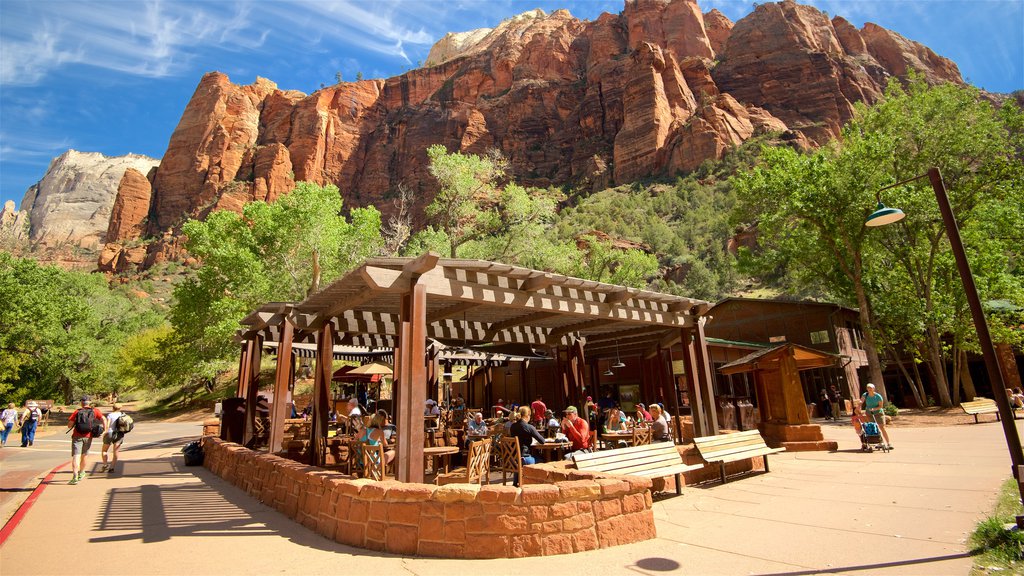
(0, 420, 202, 526)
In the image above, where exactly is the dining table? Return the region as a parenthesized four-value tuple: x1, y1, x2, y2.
(530, 439, 571, 462)
(423, 445, 459, 474)
(599, 430, 634, 449)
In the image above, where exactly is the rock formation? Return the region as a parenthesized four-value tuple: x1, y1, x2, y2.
(19, 150, 159, 250)
(99, 0, 964, 270)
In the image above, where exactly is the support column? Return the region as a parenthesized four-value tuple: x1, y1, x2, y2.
(309, 324, 333, 466)
(396, 283, 427, 483)
(236, 341, 252, 398)
(693, 319, 720, 435)
(269, 318, 295, 455)
(680, 328, 708, 437)
(242, 335, 263, 446)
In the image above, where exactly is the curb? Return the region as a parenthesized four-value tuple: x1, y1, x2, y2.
(0, 461, 68, 547)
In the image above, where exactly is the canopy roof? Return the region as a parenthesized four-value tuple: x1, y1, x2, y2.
(719, 343, 838, 375)
(239, 255, 711, 360)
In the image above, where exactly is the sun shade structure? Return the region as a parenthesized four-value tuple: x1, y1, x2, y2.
(236, 254, 715, 483)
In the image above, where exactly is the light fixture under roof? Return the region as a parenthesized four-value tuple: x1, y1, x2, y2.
(603, 368, 614, 377)
(612, 339, 626, 368)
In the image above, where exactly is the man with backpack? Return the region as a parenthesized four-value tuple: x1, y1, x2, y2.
(101, 403, 133, 474)
(19, 401, 43, 447)
(66, 396, 106, 484)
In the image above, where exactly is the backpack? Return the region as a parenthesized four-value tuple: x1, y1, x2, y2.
(182, 441, 204, 466)
(116, 413, 134, 434)
(26, 408, 41, 422)
(74, 408, 96, 434)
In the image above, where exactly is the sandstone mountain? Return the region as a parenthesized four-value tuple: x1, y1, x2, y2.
(100, 0, 962, 271)
(15, 150, 159, 251)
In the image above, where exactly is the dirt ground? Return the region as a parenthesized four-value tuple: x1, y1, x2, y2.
(882, 406, 1004, 427)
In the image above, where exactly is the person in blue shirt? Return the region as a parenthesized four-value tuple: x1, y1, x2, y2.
(860, 383, 892, 449)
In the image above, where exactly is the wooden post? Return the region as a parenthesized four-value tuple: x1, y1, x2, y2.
(309, 324, 333, 466)
(236, 341, 252, 398)
(268, 318, 295, 455)
(693, 319, 720, 435)
(242, 335, 263, 446)
(680, 328, 707, 437)
(395, 282, 427, 483)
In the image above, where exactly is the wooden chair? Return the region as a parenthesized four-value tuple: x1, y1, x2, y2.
(361, 443, 386, 481)
(496, 436, 522, 486)
(347, 439, 363, 475)
(632, 426, 652, 446)
(436, 438, 492, 485)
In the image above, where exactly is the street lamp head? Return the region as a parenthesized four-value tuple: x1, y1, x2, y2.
(865, 201, 906, 227)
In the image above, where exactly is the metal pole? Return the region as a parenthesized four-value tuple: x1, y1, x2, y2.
(929, 167, 1024, 524)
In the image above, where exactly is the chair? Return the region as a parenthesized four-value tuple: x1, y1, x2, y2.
(361, 443, 386, 481)
(496, 436, 521, 486)
(632, 427, 652, 446)
(436, 438, 492, 485)
(347, 439, 364, 475)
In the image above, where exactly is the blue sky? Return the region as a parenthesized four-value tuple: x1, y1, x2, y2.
(1, 0, 1021, 208)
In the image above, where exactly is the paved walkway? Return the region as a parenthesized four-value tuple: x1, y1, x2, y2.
(1, 419, 1019, 575)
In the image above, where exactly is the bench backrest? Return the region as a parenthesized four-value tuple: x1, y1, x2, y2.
(961, 398, 997, 413)
(573, 442, 683, 476)
(693, 430, 771, 462)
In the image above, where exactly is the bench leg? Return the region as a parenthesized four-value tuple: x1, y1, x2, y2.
(996, 412, 1001, 422)
(675, 473, 682, 495)
(974, 414, 979, 424)
(719, 462, 727, 484)
(763, 455, 770, 474)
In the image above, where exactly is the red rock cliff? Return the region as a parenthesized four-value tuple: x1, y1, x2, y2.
(101, 0, 964, 270)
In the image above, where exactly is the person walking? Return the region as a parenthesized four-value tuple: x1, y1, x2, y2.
(829, 385, 843, 419)
(1, 403, 19, 446)
(860, 383, 892, 449)
(819, 389, 832, 421)
(19, 401, 42, 447)
(100, 403, 125, 473)
(67, 396, 106, 484)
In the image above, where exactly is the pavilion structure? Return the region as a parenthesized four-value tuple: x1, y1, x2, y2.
(235, 254, 718, 483)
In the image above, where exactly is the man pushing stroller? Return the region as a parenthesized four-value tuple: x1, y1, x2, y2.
(858, 383, 893, 450)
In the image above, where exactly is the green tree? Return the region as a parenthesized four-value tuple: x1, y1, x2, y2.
(424, 144, 506, 258)
(735, 79, 1023, 405)
(0, 253, 162, 403)
(156, 182, 383, 386)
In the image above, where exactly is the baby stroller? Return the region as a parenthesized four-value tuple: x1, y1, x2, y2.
(860, 412, 889, 453)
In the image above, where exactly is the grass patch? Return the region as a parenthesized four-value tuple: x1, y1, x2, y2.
(970, 478, 1024, 574)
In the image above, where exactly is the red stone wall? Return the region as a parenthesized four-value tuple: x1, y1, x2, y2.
(201, 437, 656, 558)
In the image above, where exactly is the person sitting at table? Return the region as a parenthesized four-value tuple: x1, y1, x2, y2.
(508, 406, 547, 486)
(346, 398, 363, 434)
(544, 410, 560, 436)
(649, 404, 671, 442)
(560, 406, 591, 459)
(604, 407, 627, 432)
(359, 409, 396, 469)
(635, 403, 652, 423)
(453, 393, 466, 410)
(425, 399, 441, 417)
(466, 412, 488, 447)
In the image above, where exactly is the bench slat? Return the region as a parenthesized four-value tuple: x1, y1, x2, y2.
(698, 443, 778, 460)
(583, 457, 692, 476)
(604, 463, 704, 478)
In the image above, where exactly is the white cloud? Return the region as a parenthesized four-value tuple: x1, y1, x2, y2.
(0, 131, 73, 164)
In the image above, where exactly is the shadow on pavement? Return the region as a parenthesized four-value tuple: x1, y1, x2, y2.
(750, 551, 976, 575)
(121, 436, 197, 452)
(85, 456, 392, 556)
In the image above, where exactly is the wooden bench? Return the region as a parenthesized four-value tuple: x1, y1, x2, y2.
(572, 442, 703, 495)
(961, 398, 1000, 423)
(693, 430, 786, 484)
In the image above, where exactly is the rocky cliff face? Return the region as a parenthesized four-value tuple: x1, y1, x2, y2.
(18, 150, 159, 250)
(100, 0, 963, 270)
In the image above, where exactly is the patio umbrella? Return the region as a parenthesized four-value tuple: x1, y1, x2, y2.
(348, 361, 393, 376)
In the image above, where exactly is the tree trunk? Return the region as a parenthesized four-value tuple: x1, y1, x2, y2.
(959, 349, 978, 400)
(309, 248, 321, 296)
(852, 275, 887, 400)
(951, 342, 962, 405)
(893, 355, 924, 408)
(924, 325, 952, 407)
(909, 356, 928, 407)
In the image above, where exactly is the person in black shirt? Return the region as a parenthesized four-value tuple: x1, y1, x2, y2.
(508, 406, 546, 486)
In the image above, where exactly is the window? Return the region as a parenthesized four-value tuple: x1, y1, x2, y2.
(769, 335, 786, 343)
(810, 330, 830, 344)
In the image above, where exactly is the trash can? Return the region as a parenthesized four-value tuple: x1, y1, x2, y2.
(220, 397, 246, 444)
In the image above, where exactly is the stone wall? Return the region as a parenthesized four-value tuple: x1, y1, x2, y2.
(202, 437, 656, 558)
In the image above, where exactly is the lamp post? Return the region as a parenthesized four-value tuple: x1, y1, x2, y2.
(868, 167, 1024, 526)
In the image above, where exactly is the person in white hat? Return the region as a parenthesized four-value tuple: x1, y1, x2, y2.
(424, 399, 440, 417)
(19, 401, 42, 447)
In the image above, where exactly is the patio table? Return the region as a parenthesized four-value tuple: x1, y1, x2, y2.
(423, 445, 459, 473)
(530, 440, 570, 462)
